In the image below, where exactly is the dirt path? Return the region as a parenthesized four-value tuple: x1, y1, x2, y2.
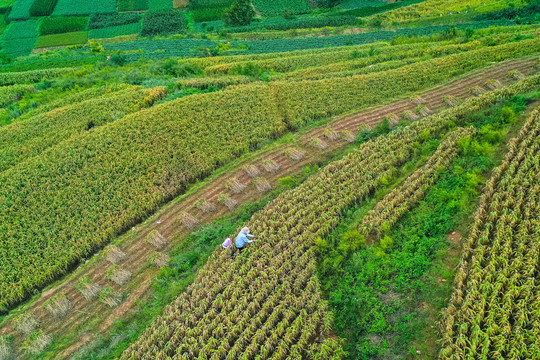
(0, 57, 536, 359)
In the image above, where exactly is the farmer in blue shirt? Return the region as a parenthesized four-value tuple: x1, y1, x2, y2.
(231, 227, 255, 257)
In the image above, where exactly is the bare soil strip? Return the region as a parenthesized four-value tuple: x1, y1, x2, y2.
(1, 58, 536, 359)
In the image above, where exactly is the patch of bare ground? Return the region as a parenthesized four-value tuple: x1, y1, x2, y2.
(0, 58, 537, 359)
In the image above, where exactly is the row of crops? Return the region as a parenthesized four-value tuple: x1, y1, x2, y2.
(119, 75, 540, 360)
(360, 125, 476, 236)
(0, 38, 538, 311)
(95, 20, 515, 61)
(439, 109, 540, 359)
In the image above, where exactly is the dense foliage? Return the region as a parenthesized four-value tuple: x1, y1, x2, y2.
(439, 108, 540, 359)
(7, 0, 32, 20)
(190, 0, 233, 22)
(0, 20, 38, 57)
(38, 17, 88, 35)
(28, 0, 58, 16)
(141, 9, 188, 36)
(223, 0, 255, 26)
(0, 68, 73, 86)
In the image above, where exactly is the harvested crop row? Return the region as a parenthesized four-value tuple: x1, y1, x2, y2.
(361, 126, 476, 236)
(119, 76, 540, 360)
(0, 41, 538, 311)
(0, 86, 167, 173)
(439, 109, 540, 360)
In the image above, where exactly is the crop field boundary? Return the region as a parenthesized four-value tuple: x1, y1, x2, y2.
(0, 56, 538, 359)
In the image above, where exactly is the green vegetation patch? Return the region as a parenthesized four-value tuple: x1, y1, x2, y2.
(89, 22, 142, 39)
(252, 0, 312, 16)
(89, 13, 141, 29)
(29, 0, 58, 16)
(39, 17, 88, 35)
(189, 0, 233, 21)
(318, 96, 531, 359)
(52, 0, 116, 16)
(141, 9, 187, 36)
(148, 0, 172, 10)
(118, 0, 148, 11)
(7, 0, 33, 20)
(36, 31, 88, 48)
(0, 20, 38, 57)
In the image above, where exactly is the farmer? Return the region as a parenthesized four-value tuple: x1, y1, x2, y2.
(231, 227, 255, 257)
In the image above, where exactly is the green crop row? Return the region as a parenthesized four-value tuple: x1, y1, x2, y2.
(177, 75, 250, 89)
(0, 20, 38, 58)
(52, 0, 116, 16)
(0, 86, 166, 173)
(0, 39, 538, 311)
(0, 67, 75, 85)
(0, 56, 102, 73)
(252, 0, 312, 16)
(29, 0, 58, 16)
(38, 17, 88, 35)
(148, 0, 173, 11)
(89, 13, 141, 29)
(89, 22, 142, 39)
(35, 31, 88, 48)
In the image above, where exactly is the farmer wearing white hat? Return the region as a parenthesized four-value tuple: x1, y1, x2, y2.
(230, 226, 255, 257)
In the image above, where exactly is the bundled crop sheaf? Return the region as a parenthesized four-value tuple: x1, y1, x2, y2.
(119, 79, 540, 360)
(0, 42, 538, 311)
(439, 109, 540, 360)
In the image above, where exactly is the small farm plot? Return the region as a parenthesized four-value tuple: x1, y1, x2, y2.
(252, 0, 312, 16)
(189, 0, 233, 21)
(38, 17, 88, 35)
(35, 31, 88, 48)
(7, 0, 33, 20)
(52, 0, 116, 15)
(118, 0, 148, 11)
(148, 0, 172, 10)
(89, 22, 142, 39)
(0, 20, 38, 57)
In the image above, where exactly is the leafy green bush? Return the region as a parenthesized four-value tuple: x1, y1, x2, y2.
(118, 0, 148, 11)
(223, 0, 254, 26)
(141, 9, 187, 36)
(29, 0, 58, 16)
(39, 17, 88, 35)
(36, 31, 88, 48)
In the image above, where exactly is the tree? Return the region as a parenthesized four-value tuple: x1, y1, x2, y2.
(223, 0, 255, 26)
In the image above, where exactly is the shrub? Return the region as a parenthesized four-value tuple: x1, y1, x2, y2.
(38, 17, 88, 35)
(223, 0, 254, 26)
(29, 0, 58, 16)
(141, 9, 188, 36)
